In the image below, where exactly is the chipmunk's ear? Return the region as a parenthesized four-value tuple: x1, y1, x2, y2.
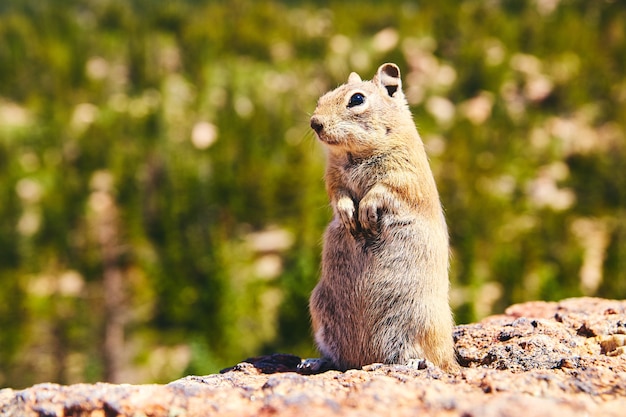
(348, 72, 362, 84)
(374, 63, 402, 98)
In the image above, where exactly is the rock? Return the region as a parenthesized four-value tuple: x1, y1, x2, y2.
(1, 297, 625, 416)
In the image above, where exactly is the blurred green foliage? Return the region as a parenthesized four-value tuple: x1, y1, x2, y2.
(0, 0, 625, 388)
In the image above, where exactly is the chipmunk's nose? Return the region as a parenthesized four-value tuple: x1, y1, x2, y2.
(310, 116, 323, 134)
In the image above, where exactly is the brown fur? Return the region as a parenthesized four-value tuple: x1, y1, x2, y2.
(308, 63, 458, 373)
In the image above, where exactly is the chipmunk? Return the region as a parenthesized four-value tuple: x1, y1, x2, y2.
(300, 63, 458, 373)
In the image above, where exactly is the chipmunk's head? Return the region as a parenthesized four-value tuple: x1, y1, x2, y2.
(310, 63, 411, 155)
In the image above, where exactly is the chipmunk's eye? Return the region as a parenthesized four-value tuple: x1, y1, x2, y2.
(347, 93, 365, 108)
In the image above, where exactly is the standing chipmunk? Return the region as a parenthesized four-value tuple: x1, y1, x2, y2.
(301, 63, 458, 373)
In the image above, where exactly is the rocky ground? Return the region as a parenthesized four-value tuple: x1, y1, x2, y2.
(1, 297, 625, 416)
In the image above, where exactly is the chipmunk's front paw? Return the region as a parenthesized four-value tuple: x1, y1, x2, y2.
(336, 196, 358, 236)
(358, 195, 383, 237)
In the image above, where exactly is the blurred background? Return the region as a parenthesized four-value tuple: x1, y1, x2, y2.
(0, 0, 624, 388)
